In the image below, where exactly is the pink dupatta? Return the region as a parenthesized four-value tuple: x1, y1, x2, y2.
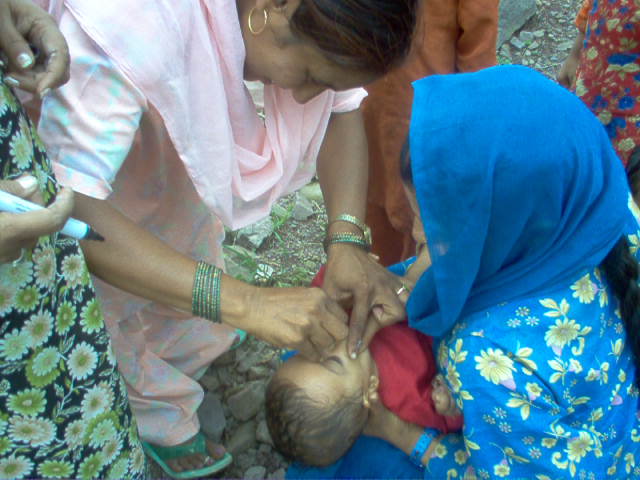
(39, 0, 365, 229)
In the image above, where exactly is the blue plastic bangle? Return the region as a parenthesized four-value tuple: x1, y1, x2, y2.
(410, 428, 437, 467)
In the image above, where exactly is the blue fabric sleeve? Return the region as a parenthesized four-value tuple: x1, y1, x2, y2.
(388, 257, 416, 276)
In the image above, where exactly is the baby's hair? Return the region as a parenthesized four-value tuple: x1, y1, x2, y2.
(265, 374, 367, 467)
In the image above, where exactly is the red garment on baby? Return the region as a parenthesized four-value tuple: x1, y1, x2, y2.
(311, 266, 462, 434)
(369, 323, 462, 434)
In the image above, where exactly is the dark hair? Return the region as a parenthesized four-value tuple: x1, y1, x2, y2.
(626, 147, 640, 200)
(289, 0, 417, 74)
(600, 238, 640, 387)
(602, 147, 640, 388)
(265, 375, 367, 466)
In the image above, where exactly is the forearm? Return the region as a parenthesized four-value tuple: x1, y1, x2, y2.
(375, 417, 442, 468)
(317, 108, 368, 235)
(457, 0, 500, 72)
(74, 193, 251, 326)
(570, 31, 586, 59)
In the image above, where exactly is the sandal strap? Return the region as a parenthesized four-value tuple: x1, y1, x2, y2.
(150, 433, 207, 461)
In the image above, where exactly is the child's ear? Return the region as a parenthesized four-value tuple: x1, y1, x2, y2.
(362, 375, 380, 408)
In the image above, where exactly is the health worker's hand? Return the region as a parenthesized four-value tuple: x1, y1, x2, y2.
(0, 0, 70, 96)
(0, 175, 73, 264)
(323, 244, 408, 358)
(241, 285, 349, 361)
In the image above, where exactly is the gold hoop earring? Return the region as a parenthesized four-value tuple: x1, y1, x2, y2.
(248, 7, 269, 35)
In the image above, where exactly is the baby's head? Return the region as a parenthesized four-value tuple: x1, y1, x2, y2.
(265, 340, 378, 466)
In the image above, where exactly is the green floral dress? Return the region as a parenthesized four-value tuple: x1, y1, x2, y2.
(0, 73, 147, 479)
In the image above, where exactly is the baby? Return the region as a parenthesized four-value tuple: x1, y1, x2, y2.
(265, 258, 462, 467)
(265, 144, 462, 467)
(265, 321, 462, 466)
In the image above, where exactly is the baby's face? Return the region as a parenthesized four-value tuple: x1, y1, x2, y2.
(431, 374, 461, 417)
(276, 340, 377, 404)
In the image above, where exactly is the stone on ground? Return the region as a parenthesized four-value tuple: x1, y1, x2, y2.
(498, 0, 537, 46)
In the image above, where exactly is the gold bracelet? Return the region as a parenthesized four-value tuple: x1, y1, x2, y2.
(329, 213, 372, 245)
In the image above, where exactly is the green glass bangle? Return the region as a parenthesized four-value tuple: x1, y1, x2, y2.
(323, 232, 371, 253)
(192, 261, 222, 323)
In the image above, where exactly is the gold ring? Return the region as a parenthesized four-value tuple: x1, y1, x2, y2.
(396, 284, 408, 296)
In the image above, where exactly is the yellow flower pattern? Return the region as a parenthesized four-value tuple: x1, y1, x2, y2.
(424, 260, 640, 479)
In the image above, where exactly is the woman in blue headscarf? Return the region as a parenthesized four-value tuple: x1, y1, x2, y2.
(288, 65, 640, 478)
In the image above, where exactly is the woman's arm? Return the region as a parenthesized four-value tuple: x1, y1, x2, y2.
(457, 0, 500, 72)
(363, 397, 443, 468)
(317, 108, 406, 356)
(75, 193, 348, 360)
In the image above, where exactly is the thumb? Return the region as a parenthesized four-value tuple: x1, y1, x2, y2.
(0, 6, 35, 71)
(0, 175, 39, 197)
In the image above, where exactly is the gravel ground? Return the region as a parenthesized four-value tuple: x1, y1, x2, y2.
(149, 1, 584, 478)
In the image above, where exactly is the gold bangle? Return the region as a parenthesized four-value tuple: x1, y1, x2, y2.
(329, 214, 372, 245)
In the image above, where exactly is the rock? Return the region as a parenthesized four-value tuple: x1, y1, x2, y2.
(227, 420, 258, 456)
(248, 365, 271, 380)
(271, 468, 286, 480)
(237, 351, 261, 374)
(529, 41, 540, 50)
(237, 216, 275, 249)
(216, 367, 237, 387)
(510, 36, 525, 50)
(199, 372, 220, 391)
(244, 466, 267, 479)
(533, 29, 545, 38)
(498, 0, 536, 46)
(197, 393, 226, 442)
(292, 192, 315, 221)
(228, 381, 266, 421)
(224, 252, 257, 284)
(299, 182, 324, 203)
(213, 350, 237, 367)
(519, 31, 534, 43)
(558, 40, 575, 51)
(256, 419, 273, 446)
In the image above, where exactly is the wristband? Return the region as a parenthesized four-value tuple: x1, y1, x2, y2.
(409, 428, 438, 468)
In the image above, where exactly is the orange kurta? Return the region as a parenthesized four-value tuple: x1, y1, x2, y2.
(363, 0, 499, 265)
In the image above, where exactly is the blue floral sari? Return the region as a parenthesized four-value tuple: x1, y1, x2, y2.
(289, 66, 640, 479)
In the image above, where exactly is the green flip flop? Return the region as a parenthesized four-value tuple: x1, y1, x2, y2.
(230, 328, 247, 350)
(141, 432, 232, 479)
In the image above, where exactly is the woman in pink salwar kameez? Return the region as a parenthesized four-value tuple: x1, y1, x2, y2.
(20, 0, 419, 477)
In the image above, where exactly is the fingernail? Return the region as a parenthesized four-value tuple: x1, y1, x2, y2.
(17, 175, 38, 192)
(17, 53, 33, 68)
(350, 351, 357, 360)
(355, 339, 363, 353)
(39, 88, 51, 99)
(4, 76, 19, 87)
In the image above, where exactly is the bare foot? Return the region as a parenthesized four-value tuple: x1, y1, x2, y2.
(165, 435, 227, 473)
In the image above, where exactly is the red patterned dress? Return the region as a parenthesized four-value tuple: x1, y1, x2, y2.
(574, 0, 640, 165)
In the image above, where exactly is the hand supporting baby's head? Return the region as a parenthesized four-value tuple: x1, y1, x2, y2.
(265, 344, 378, 466)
